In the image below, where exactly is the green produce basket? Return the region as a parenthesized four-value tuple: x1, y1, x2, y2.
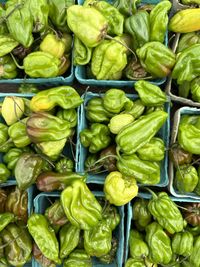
(125, 192, 200, 262)
(76, 92, 170, 186)
(75, 0, 168, 87)
(33, 191, 125, 267)
(169, 106, 200, 200)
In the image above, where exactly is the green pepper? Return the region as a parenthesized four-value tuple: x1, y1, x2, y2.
(80, 123, 111, 153)
(172, 44, 200, 85)
(28, 214, 60, 264)
(5, 186, 28, 222)
(30, 86, 82, 112)
(191, 77, 200, 102)
(85, 97, 114, 123)
(125, 10, 150, 50)
(125, 258, 157, 267)
(49, 0, 74, 32)
(6, 1, 33, 48)
(61, 180, 102, 230)
(84, 219, 112, 257)
(26, 112, 71, 143)
(8, 118, 31, 148)
(92, 1, 124, 36)
(60, 223, 80, 259)
(190, 235, 200, 267)
(100, 199, 120, 230)
(18, 83, 39, 94)
(0, 163, 10, 184)
(177, 32, 200, 53)
(55, 157, 74, 173)
(67, 5, 108, 48)
(148, 191, 184, 234)
(36, 171, 86, 192)
(14, 153, 44, 190)
(178, 81, 191, 98)
(116, 153, 161, 184)
(145, 222, 173, 264)
(0, 123, 9, 147)
(25, 0, 49, 33)
(91, 36, 128, 80)
(136, 42, 175, 78)
(134, 80, 167, 106)
(104, 171, 138, 206)
(0, 34, 18, 57)
(84, 154, 102, 173)
(45, 199, 68, 227)
(123, 99, 145, 119)
(149, 1, 171, 43)
(23, 51, 61, 78)
(3, 147, 31, 170)
(133, 198, 152, 229)
(125, 57, 148, 80)
(0, 212, 15, 232)
(40, 33, 66, 58)
(169, 143, 192, 167)
(129, 230, 149, 258)
(108, 113, 134, 134)
(99, 237, 118, 264)
(33, 243, 56, 267)
(0, 6, 8, 34)
(116, 110, 168, 155)
(103, 89, 132, 114)
(1, 222, 32, 266)
(175, 164, 199, 193)
(63, 249, 92, 267)
(113, 0, 140, 16)
(136, 137, 165, 162)
(0, 55, 17, 79)
(145, 105, 164, 114)
(195, 166, 200, 196)
(74, 36, 92, 66)
(100, 145, 117, 172)
(172, 231, 193, 257)
(56, 108, 77, 128)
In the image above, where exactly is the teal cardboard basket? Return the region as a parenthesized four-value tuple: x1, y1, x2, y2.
(125, 192, 200, 263)
(169, 107, 200, 200)
(33, 191, 125, 267)
(76, 92, 170, 186)
(75, 0, 168, 87)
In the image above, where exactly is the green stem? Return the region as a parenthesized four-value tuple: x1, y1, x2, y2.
(144, 187, 157, 199)
(10, 53, 24, 69)
(0, 138, 12, 150)
(94, 154, 118, 166)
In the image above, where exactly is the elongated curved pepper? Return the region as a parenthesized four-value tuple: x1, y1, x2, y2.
(148, 191, 184, 234)
(67, 5, 108, 48)
(129, 230, 149, 258)
(133, 198, 152, 229)
(172, 231, 193, 257)
(74, 36, 92, 66)
(30, 86, 82, 112)
(61, 180, 102, 230)
(116, 110, 168, 155)
(28, 214, 60, 264)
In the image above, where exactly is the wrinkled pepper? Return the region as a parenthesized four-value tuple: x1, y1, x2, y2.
(18, 83, 39, 94)
(133, 198, 152, 229)
(190, 235, 200, 267)
(0, 55, 17, 79)
(61, 180, 102, 230)
(3, 147, 31, 170)
(108, 113, 134, 134)
(123, 99, 145, 119)
(63, 249, 92, 267)
(177, 32, 200, 53)
(73, 36, 92, 65)
(0, 163, 10, 184)
(191, 77, 200, 102)
(99, 237, 118, 264)
(113, 0, 140, 16)
(0, 212, 15, 232)
(0, 34, 18, 57)
(183, 203, 200, 226)
(56, 108, 77, 128)
(172, 231, 194, 257)
(125, 57, 148, 80)
(169, 143, 192, 167)
(100, 199, 120, 230)
(129, 230, 149, 258)
(33, 243, 56, 267)
(45, 199, 68, 227)
(55, 157, 74, 173)
(84, 154, 102, 173)
(99, 145, 117, 172)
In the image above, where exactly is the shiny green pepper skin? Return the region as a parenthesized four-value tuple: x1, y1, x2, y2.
(0, 55, 17, 79)
(80, 123, 111, 153)
(191, 77, 200, 103)
(113, 0, 140, 16)
(0, 123, 9, 147)
(63, 249, 92, 267)
(23, 51, 61, 78)
(61, 180, 102, 230)
(28, 214, 61, 264)
(146, 222, 172, 264)
(125, 10, 150, 50)
(172, 231, 194, 257)
(0, 212, 15, 232)
(177, 32, 200, 53)
(125, 257, 157, 267)
(129, 230, 149, 258)
(59, 223, 80, 259)
(33, 243, 56, 267)
(45, 199, 68, 227)
(84, 154, 102, 173)
(136, 42, 175, 78)
(15, 153, 44, 190)
(136, 137, 165, 162)
(123, 99, 145, 119)
(133, 198, 152, 229)
(134, 80, 167, 106)
(100, 199, 120, 230)
(149, 1, 171, 43)
(116, 110, 168, 155)
(56, 108, 77, 128)
(73, 36, 92, 65)
(190, 235, 200, 267)
(0, 163, 10, 184)
(18, 83, 39, 94)
(3, 147, 31, 170)
(55, 157, 74, 173)
(148, 191, 184, 234)
(175, 165, 199, 193)
(0, 34, 18, 57)
(99, 237, 118, 264)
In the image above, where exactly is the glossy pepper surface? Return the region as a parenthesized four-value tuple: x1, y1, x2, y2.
(113, 0, 140, 16)
(67, 5, 108, 48)
(33, 243, 56, 267)
(91, 36, 128, 80)
(63, 249, 92, 267)
(129, 230, 149, 258)
(36, 139, 67, 160)
(80, 123, 111, 153)
(40, 33, 66, 58)
(45, 200, 68, 227)
(56, 108, 77, 128)
(148, 191, 184, 234)
(99, 237, 118, 264)
(0, 163, 10, 184)
(0, 34, 18, 57)
(108, 114, 134, 134)
(55, 157, 74, 173)
(0, 55, 17, 79)
(125, 10, 150, 50)
(74, 36, 92, 65)
(172, 231, 194, 257)
(100, 145, 117, 172)
(145, 222, 172, 264)
(30, 86, 82, 112)
(190, 235, 200, 267)
(61, 180, 102, 230)
(169, 143, 192, 167)
(136, 42, 175, 78)
(191, 77, 200, 102)
(28, 214, 60, 264)
(3, 147, 31, 170)
(116, 110, 168, 155)
(177, 32, 200, 53)
(133, 198, 152, 229)
(100, 199, 120, 230)
(0, 212, 15, 232)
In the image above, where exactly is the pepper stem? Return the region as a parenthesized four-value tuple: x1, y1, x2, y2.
(105, 34, 137, 62)
(93, 154, 118, 166)
(0, 138, 12, 150)
(36, 153, 55, 168)
(10, 53, 24, 69)
(144, 187, 158, 199)
(160, 256, 189, 267)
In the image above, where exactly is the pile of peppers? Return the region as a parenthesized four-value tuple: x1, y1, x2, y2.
(0, 0, 74, 79)
(80, 82, 168, 205)
(125, 191, 200, 267)
(170, 114, 200, 196)
(70, 0, 176, 80)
